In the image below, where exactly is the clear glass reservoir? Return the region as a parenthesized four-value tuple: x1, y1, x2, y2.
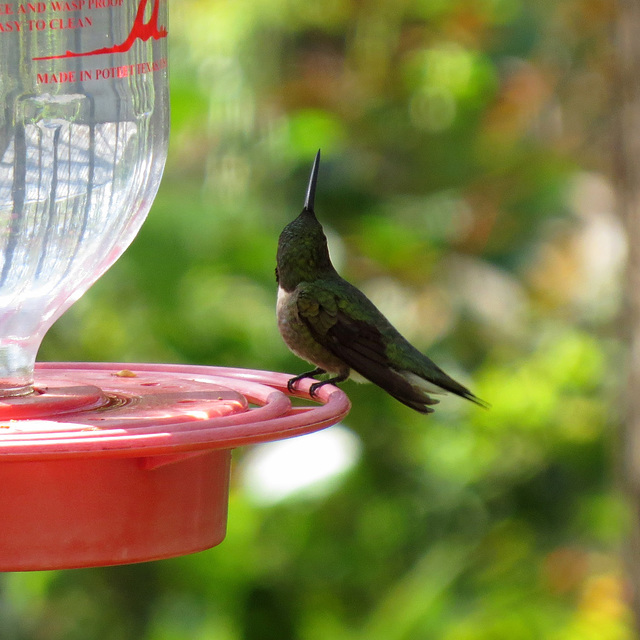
(0, 0, 169, 395)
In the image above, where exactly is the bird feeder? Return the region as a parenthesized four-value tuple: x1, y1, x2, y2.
(0, 0, 350, 570)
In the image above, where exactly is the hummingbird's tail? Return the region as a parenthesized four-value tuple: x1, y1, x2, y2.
(344, 346, 487, 413)
(400, 370, 490, 410)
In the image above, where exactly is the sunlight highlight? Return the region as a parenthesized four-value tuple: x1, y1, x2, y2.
(240, 424, 361, 504)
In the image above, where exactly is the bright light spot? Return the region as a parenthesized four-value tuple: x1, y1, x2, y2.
(240, 425, 361, 505)
(185, 410, 210, 420)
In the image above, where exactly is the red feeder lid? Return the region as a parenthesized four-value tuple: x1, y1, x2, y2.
(0, 362, 351, 571)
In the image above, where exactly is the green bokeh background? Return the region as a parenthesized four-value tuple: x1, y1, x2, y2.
(3, 0, 630, 638)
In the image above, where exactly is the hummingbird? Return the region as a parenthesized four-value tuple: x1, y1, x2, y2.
(276, 150, 487, 414)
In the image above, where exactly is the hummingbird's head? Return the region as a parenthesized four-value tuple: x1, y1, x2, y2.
(276, 150, 336, 291)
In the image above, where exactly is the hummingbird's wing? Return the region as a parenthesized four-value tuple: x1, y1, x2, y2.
(296, 285, 443, 413)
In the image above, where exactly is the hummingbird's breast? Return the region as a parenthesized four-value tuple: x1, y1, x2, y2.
(277, 286, 347, 374)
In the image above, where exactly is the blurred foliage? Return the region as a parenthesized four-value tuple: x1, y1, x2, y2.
(4, 0, 631, 638)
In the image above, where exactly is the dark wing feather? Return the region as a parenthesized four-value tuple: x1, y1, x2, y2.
(296, 287, 440, 413)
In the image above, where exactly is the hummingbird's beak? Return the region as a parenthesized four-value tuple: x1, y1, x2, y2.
(304, 149, 321, 212)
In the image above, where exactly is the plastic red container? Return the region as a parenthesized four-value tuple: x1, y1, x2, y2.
(0, 362, 350, 571)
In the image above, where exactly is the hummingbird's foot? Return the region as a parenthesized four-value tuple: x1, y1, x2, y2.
(286, 368, 326, 394)
(309, 373, 349, 398)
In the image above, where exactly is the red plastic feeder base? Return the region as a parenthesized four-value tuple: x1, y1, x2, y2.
(0, 363, 351, 571)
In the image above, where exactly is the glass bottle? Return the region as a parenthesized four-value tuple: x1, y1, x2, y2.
(0, 0, 169, 395)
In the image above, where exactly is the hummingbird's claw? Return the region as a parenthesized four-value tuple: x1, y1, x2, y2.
(309, 372, 349, 398)
(309, 381, 322, 398)
(286, 367, 325, 395)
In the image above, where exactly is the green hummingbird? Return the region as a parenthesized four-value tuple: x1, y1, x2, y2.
(276, 150, 487, 414)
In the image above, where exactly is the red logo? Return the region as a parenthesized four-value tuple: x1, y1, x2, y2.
(33, 0, 167, 61)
